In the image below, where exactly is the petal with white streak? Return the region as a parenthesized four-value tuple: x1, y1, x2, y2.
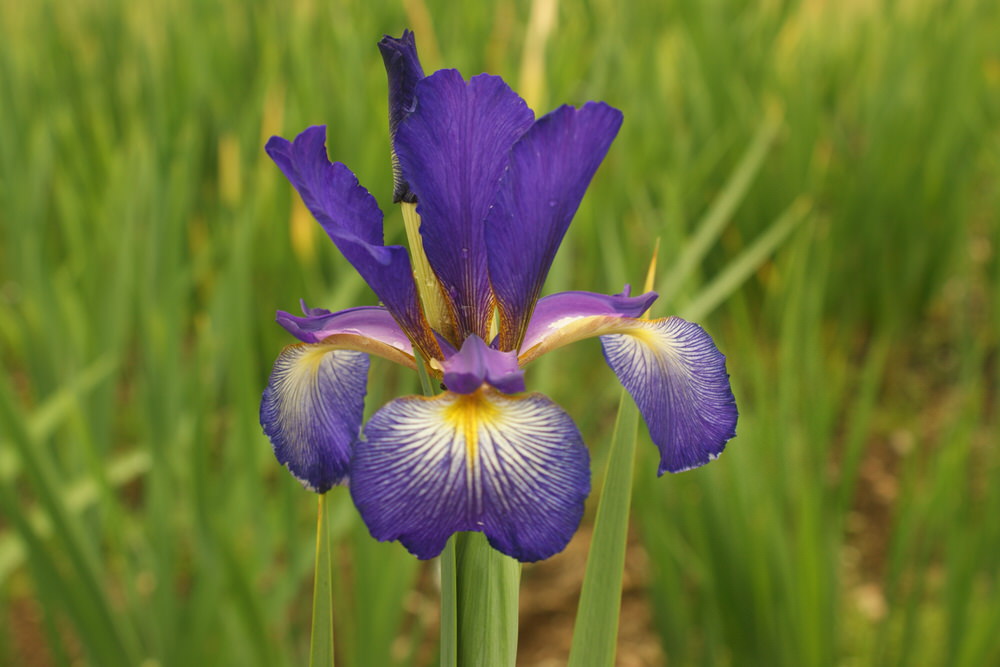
(260, 343, 369, 493)
(350, 389, 589, 562)
(600, 317, 737, 474)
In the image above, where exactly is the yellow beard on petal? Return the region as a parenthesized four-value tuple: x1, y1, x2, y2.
(442, 390, 500, 471)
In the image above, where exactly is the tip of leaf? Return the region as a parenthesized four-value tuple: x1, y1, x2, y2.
(642, 238, 661, 301)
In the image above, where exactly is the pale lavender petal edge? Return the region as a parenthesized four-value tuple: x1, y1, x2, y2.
(519, 288, 658, 353)
(276, 304, 413, 354)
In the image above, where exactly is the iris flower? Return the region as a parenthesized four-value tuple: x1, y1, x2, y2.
(261, 31, 737, 562)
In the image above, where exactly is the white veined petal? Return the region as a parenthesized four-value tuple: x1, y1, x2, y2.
(600, 317, 737, 473)
(350, 388, 590, 562)
(260, 343, 369, 493)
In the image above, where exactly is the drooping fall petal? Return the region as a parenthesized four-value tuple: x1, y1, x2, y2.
(351, 388, 590, 561)
(600, 317, 737, 473)
(261, 344, 370, 493)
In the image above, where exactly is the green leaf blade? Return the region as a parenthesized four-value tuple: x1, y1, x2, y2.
(569, 389, 641, 667)
(309, 493, 335, 667)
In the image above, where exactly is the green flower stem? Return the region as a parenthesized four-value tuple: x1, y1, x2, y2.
(454, 532, 520, 666)
(439, 539, 458, 667)
(568, 389, 640, 667)
(309, 492, 335, 667)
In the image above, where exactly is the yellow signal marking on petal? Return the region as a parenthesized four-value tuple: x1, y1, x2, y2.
(442, 391, 500, 472)
(610, 323, 688, 379)
(311, 334, 417, 370)
(272, 345, 340, 440)
(300, 346, 329, 370)
(625, 324, 657, 346)
(275, 346, 330, 423)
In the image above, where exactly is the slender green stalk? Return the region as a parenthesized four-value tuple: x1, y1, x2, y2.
(568, 390, 640, 667)
(439, 539, 458, 667)
(309, 493, 334, 667)
(413, 351, 437, 397)
(454, 533, 520, 666)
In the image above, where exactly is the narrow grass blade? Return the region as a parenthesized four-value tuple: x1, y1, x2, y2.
(310, 493, 335, 667)
(682, 196, 810, 321)
(0, 477, 121, 664)
(568, 389, 640, 667)
(0, 378, 140, 665)
(24, 353, 118, 443)
(0, 448, 150, 582)
(657, 105, 783, 304)
(454, 532, 520, 666)
(414, 351, 437, 396)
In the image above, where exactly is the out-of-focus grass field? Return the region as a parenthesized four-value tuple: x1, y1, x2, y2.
(2, 0, 999, 664)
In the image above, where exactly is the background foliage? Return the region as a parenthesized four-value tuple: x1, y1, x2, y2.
(2, 0, 998, 664)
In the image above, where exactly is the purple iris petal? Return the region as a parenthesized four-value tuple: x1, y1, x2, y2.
(485, 102, 624, 351)
(351, 389, 590, 562)
(394, 69, 534, 341)
(519, 288, 658, 356)
(261, 344, 370, 493)
(441, 335, 525, 395)
(276, 304, 414, 355)
(378, 30, 424, 203)
(265, 126, 439, 358)
(299, 299, 330, 317)
(600, 317, 737, 474)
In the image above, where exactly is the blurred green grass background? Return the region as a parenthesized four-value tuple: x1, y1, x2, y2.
(1, 0, 998, 664)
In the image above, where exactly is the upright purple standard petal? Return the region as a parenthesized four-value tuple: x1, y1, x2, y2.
(261, 344, 370, 493)
(351, 389, 590, 562)
(378, 30, 424, 203)
(600, 317, 737, 474)
(266, 126, 440, 359)
(486, 103, 623, 351)
(394, 70, 535, 341)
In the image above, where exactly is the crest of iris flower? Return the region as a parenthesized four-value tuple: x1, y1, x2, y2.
(261, 31, 737, 562)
